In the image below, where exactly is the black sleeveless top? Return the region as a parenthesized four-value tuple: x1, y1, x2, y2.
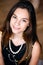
(2, 40, 31, 65)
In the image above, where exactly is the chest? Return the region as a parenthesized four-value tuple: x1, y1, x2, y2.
(2, 40, 26, 65)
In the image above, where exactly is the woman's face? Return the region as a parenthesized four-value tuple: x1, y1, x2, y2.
(10, 8, 30, 34)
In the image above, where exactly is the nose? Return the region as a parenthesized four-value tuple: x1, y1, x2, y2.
(15, 19, 20, 26)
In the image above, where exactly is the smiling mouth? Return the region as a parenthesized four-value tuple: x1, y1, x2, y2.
(13, 25, 20, 30)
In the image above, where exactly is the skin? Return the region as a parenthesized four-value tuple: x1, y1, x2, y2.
(10, 8, 29, 35)
(0, 8, 41, 65)
(0, 32, 4, 65)
(10, 8, 30, 46)
(29, 41, 41, 65)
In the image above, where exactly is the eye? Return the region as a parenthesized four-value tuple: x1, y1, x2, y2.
(22, 19, 26, 22)
(12, 15, 17, 19)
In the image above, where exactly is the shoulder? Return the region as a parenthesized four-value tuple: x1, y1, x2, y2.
(29, 41, 41, 65)
(0, 31, 2, 51)
(32, 41, 41, 59)
(32, 41, 41, 56)
(32, 41, 41, 53)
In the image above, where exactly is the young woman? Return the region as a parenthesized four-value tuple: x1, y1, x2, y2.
(0, 0, 41, 65)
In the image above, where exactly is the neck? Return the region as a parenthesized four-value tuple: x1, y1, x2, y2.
(13, 32, 23, 40)
(10, 33, 26, 46)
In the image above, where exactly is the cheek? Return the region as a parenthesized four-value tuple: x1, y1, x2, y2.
(22, 22, 29, 27)
(21, 24, 28, 31)
(10, 18, 14, 27)
(10, 20, 13, 29)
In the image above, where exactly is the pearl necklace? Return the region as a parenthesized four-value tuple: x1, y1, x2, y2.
(9, 40, 23, 54)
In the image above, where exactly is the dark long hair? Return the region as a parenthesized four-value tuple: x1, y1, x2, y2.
(1, 0, 39, 63)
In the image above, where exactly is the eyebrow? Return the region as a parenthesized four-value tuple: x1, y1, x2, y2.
(13, 13, 17, 17)
(13, 13, 29, 20)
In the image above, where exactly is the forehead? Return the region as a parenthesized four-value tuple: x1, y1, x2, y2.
(13, 8, 30, 18)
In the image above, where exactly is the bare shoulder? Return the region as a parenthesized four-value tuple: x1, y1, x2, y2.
(0, 31, 2, 39)
(32, 41, 41, 53)
(32, 41, 41, 55)
(0, 31, 2, 37)
(32, 41, 41, 59)
(0, 31, 2, 51)
(29, 41, 41, 65)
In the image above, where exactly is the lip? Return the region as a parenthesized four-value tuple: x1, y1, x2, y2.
(13, 25, 20, 30)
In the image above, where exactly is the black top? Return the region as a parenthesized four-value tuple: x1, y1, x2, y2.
(2, 40, 31, 65)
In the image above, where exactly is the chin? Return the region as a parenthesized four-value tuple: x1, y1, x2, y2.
(12, 30, 19, 34)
